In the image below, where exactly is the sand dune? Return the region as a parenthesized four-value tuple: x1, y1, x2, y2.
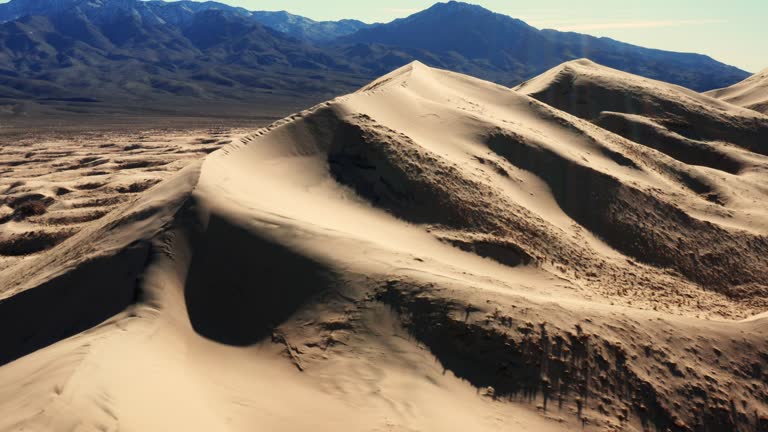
(0, 126, 241, 272)
(1, 61, 767, 431)
(516, 59, 768, 155)
(706, 67, 768, 114)
(516, 59, 768, 230)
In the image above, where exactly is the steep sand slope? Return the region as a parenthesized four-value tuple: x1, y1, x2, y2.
(0, 62, 766, 432)
(515, 59, 768, 155)
(706, 67, 768, 114)
(516, 59, 768, 234)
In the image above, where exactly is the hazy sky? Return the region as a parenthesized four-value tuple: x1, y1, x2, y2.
(2, 0, 764, 72)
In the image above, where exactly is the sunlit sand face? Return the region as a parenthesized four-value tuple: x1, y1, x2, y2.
(1, 60, 767, 432)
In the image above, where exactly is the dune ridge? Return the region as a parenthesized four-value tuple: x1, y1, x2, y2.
(0, 61, 767, 431)
(706, 67, 768, 114)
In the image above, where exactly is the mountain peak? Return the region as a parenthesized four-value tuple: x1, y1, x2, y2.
(414, 1, 508, 20)
(429, 1, 489, 11)
(339, 3, 747, 91)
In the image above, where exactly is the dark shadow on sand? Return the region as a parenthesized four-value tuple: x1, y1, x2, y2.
(0, 243, 150, 366)
(184, 213, 335, 346)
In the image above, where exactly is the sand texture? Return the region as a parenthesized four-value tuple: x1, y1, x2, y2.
(1, 61, 767, 432)
(706, 67, 768, 114)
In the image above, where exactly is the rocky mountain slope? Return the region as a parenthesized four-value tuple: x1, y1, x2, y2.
(336, 1, 750, 90)
(0, 0, 752, 118)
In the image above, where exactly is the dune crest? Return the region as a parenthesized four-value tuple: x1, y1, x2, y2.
(1, 61, 767, 432)
(706, 67, 768, 114)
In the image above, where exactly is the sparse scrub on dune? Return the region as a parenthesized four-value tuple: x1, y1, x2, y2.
(13, 200, 48, 219)
(115, 179, 162, 194)
(0, 229, 74, 256)
(1, 195, 54, 222)
(378, 281, 768, 432)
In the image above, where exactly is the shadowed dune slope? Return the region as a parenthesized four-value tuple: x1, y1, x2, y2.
(0, 61, 767, 432)
(515, 59, 768, 157)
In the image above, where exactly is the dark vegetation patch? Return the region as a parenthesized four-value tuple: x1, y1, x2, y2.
(44, 210, 110, 225)
(0, 194, 55, 222)
(0, 229, 74, 256)
(114, 179, 161, 194)
(71, 196, 127, 209)
(117, 160, 169, 170)
(75, 182, 106, 191)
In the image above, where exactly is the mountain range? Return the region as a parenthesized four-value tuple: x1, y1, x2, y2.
(0, 0, 755, 117)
